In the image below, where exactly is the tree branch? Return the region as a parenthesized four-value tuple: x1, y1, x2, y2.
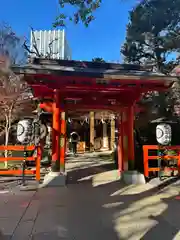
(23, 39, 37, 56)
(23, 27, 62, 59)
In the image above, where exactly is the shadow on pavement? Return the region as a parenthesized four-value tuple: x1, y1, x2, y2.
(1, 161, 180, 239)
(65, 164, 180, 239)
(140, 195, 180, 240)
(67, 162, 115, 184)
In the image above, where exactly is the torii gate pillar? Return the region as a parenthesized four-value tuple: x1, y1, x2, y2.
(51, 89, 61, 172)
(120, 106, 135, 171)
(127, 105, 135, 169)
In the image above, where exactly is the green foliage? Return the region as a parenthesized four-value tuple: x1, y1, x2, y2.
(122, 0, 180, 122)
(53, 0, 102, 27)
(121, 0, 180, 72)
(92, 57, 105, 62)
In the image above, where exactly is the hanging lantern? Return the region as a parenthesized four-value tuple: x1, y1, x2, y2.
(17, 119, 33, 144)
(156, 123, 172, 145)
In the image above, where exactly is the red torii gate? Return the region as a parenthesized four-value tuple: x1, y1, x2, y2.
(12, 58, 175, 175)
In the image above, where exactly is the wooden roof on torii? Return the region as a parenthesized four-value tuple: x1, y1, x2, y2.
(11, 58, 177, 113)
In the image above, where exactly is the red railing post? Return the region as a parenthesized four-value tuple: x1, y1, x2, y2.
(36, 146, 41, 182)
(143, 146, 149, 177)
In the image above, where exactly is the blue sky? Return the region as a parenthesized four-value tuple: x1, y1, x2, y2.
(1, 0, 137, 62)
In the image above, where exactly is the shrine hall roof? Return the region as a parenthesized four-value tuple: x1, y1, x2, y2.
(11, 58, 176, 83)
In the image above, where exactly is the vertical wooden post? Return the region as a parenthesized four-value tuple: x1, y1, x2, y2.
(51, 89, 61, 172)
(127, 105, 135, 170)
(117, 114, 123, 173)
(120, 114, 124, 171)
(110, 116, 115, 150)
(121, 108, 129, 171)
(60, 111, 66, 173)
(36, 145, 41, 181)
(90, 111, 94, 152)
(101, 122, 108, 150)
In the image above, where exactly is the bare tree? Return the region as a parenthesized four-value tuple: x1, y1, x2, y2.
(0, 22, 35, 168)
(23, 27, 41, 58)
(0, 62, 34, 168)
(0, 22, 27, 64)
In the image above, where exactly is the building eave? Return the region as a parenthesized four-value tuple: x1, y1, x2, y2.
(11, 58, 177, 84)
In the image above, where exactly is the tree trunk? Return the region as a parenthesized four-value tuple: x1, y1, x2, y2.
(4, 112, 11, 169)
(4, 127, 10, 168)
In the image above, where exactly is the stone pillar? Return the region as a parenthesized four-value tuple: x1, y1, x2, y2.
(89, 111, 94, 152)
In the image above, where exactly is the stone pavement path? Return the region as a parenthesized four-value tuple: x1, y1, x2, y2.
(0, 153, 180, 239)
(1, 182, 180, 240)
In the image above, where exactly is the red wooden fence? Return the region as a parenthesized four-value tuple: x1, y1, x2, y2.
(0, 145, 41, 181)
(143, 145, 180, 178)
